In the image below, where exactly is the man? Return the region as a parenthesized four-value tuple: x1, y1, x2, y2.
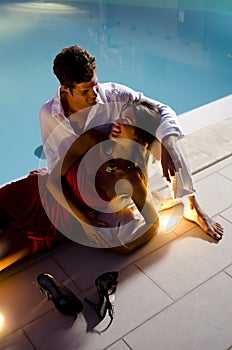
(39, 45, 223, 241)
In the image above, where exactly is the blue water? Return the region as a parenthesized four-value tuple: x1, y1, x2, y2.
(0, 0, 232, 184)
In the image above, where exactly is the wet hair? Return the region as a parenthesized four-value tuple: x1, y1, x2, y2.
(53, 45, 96, 91)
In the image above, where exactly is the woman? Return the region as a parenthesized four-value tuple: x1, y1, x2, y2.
(0, 100, 160, 270)
(45, 99, 161, 253)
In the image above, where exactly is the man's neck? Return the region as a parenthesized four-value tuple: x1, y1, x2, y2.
(60, 90, 81, 117)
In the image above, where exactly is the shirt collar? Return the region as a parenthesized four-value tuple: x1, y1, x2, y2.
(50, 85, 105, 118)
(51, 87, 65, 117)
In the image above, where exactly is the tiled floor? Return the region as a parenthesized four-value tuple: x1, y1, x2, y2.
(0, 116, 232, 350)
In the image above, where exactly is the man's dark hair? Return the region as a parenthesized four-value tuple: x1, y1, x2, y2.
(53, 45, 96, 90)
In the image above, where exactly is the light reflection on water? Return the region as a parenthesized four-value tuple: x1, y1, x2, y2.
(0, 0, 231, 184)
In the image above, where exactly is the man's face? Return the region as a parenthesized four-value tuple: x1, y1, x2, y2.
(63, 74, 99, 112)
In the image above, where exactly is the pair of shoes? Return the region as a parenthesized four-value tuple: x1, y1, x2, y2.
(37, 273, 83, 316)
(37, 271, 119, 328)
(84, 271, 118, 330)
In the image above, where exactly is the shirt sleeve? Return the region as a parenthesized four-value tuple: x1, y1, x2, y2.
(100, 82, 185, 141)
(39, 101, 76, 173)
(141, 94, 185, 141)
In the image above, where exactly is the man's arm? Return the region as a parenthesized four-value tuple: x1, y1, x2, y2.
(142, 96, 184, 181)
(39, 98, 77, 173)
(161, 134, 182, 182)
(100, 83, 185, 180)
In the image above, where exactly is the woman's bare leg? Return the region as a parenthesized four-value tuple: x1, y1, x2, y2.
(0, 227, 34, 271)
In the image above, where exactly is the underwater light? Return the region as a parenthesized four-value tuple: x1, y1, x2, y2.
(3, 2, 83, 15)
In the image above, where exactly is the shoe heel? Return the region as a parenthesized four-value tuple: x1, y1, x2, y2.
(37, 273, 83, 316)
(85, 271, 119, 331)
(33, 280, 51, 300)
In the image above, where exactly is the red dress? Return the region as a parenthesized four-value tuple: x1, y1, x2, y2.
(0, 169, 65, 252)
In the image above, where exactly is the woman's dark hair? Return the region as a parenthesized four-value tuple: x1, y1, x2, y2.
(53, 45, 96, 91)
(119, 99, 161, 148)
(118, 99, 161, 180)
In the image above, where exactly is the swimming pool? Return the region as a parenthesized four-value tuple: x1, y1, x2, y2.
(0, 0, 232, 184)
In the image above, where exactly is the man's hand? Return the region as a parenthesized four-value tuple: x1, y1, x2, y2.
(161, 135, 182, 182)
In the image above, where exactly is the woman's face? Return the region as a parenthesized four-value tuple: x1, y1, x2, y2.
(109, 107, 136, 141)
(107, 106, 138, 160)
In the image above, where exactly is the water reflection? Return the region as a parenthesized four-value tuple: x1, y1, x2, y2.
(0, 0, 231, 184)
(2, 1, 79, 14)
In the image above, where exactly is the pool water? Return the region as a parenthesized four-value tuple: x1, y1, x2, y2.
(0, 0, 232, 184)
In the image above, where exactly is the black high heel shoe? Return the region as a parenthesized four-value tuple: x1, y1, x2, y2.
(37, 273, 83, 316)
(84, 271, 118, 330)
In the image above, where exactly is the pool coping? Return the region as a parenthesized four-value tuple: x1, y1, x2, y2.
(178, 94, 232, 135)
(177, 94, 232, 174)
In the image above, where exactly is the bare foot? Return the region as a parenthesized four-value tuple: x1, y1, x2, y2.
(183, 196, 224, 241)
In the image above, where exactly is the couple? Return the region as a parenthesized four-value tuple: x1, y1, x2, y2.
(0, 45, 223, 271)
(0, 99, 160, 269)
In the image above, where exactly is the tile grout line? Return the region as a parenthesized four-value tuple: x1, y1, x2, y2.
(134, 264, 175, 302)
(102, 338, 133, 350)
(109, 269, 232, 347)
(22, 328, 37, 350)
(192, 153, 232, 176)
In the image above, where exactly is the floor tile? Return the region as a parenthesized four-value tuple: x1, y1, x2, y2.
(173, 217, 197, 236)
(135, 216, 232, 300)
(24, 309, 86, 350)
(181, 138, 215, 173)
(24, 265, 172, 350)
(0, 239, 73, 282)
(220, 207, 232, 223)
(0, 329, 34, 350)
(105, 339, 131, 350)
(53, 228, 177, 291)
(224, 264, 232, 277)
(0, 123, 231, 349)
(182, 117, 232, 162)
(124, 272, 232, 350)
(193, 173, 232, 217)
(0, 257, 81, 338)
(218, 163, 232, 180)
(193, 157, 232, 181)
